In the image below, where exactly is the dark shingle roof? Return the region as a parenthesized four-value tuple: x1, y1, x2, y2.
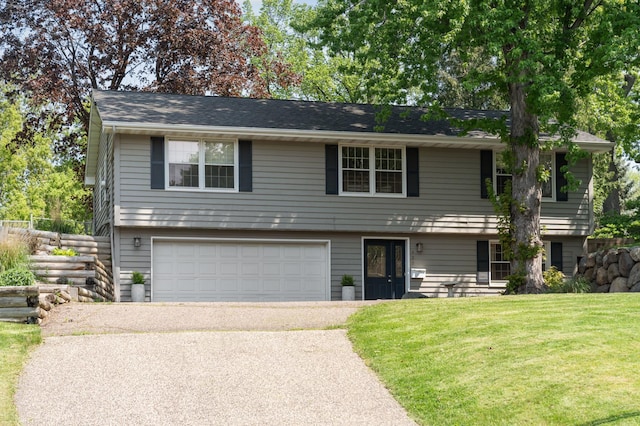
(91, 89, 606, 144)
(92, 90, 509, 137)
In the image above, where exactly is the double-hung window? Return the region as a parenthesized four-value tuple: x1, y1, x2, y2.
(493, 151, 555, 200)
(489, 240, 554, 284)
(340, 146, 405, 196)
(167, 139, 237, 191)
(490, 241, 511, 282)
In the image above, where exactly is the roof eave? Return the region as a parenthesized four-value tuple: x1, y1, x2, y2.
(101, 121, 612, 152)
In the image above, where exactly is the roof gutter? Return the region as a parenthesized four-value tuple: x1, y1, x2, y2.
(101, 121, 612, 152)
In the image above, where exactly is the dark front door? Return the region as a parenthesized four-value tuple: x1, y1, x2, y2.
(364, 239, 406, 300)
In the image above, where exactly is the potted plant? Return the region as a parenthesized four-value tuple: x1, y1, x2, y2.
(341, 274, 355, 301)
(131, 271, 145, 302)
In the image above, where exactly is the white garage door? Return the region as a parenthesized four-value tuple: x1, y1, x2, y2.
(152, 239, 330, 302)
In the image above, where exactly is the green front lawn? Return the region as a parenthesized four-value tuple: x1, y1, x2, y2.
(0, 322, 41, 425)
(347, 294, 640, 426)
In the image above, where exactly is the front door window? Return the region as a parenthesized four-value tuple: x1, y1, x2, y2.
(364, 239, 406, 300)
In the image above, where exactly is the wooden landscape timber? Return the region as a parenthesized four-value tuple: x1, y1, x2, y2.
(0, 227, 115, 324)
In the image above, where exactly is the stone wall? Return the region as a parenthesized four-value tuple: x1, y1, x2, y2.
(577, 246, 640, 293)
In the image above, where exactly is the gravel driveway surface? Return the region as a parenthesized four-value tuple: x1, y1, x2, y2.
(16, 302, 417, 425)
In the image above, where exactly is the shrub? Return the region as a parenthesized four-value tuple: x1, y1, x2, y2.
(503, 273, 526, 295)
(543, 266, 566, 292)
(549, 276, 592, 294)
(0, 268, 36, 287)
(52, 247, 78, 256)
(0, 238, 30, 273)
(341, 274, 354, 286)
(131, 271, 145, 284)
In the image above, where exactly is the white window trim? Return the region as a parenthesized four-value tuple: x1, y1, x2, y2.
(165, 138, 239, 192)
(540, 151, 556, 202)
(488, 240, 510, 287)
(492, 150, 557, 202)
(338, 145, 407, 197)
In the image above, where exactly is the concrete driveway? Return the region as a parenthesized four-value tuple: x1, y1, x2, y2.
(16, 302, 417, 425)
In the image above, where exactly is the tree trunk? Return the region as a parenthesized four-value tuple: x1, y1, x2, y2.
(508, 82, 544, 293)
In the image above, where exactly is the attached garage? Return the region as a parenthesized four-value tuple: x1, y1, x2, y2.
(151, 239, 330, 302)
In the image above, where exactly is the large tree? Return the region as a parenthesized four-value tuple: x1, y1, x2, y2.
(312, 1, 640, 293)
(0, 85, 90, 223)
(0, 0, 295, 153)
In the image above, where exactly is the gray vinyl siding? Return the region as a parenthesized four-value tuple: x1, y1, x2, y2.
(116, 228, 364, 302)
(115, 135, 593, 236)
(115, 228, 585, 301)
(410, 235, 585, 298)
(93, 132, 114, 237)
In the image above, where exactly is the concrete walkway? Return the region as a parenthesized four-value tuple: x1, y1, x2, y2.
(16, 302, 417, 425)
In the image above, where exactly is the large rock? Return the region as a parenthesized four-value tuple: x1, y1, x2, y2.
(578, 256, 587, 274)
(631, 282, 640, 292)
(596, 267, 609, 286)
(610, 277, 629, 292)
(630, 246, 640, 262)
(627, 263, 640, 289)
(596, 251, 605, 268)
(585, 252, 597, 269)
(602, 249, 619, 269)
(583, 268, 595, 282)
(618, 250, 634, 277)
(607, 263, 621, 282)
(595, 284, 611, 293)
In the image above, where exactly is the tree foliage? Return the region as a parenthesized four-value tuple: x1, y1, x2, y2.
(0, 0, 295, 143)
(0, 85, 90, 222)
(243, 0, 382, 103)
(311, 0, 640, 293)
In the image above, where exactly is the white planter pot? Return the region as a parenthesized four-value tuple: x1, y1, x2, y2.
(131, 284, 145, 302)
(342, 286, 355, 301)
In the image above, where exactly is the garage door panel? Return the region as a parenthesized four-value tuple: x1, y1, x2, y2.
(152, 240, 329, 302)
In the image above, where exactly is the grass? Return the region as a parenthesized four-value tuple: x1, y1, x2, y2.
(0, 322, 41, 425)
(347, 294, 640, 426)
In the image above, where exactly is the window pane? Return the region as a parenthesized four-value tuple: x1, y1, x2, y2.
(375, 148, 403, 194)
(497, 175, 511, 195)
(169, 164, 199, 187)
(367, 244, 386, 278)
(540, 152, 553, 198)
(376, 171, 403, 193)
(343, 170, 370, 192)
(395, 244, 403, 278)
(169, 141, 199, 163)
(490, 242, 510, 281)
(375, 148, 402, 171)
(169, 141, 199, 188)
(342, 146, 369, 170)
(491, 263, 511, 280)
(495, 155, 511, 195)
(491, 242, 506, 261)
(205, 165, 234, 188)
(205, 141, 234, 164)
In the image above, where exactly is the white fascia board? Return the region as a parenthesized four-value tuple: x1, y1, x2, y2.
(102, 121, 612, 152)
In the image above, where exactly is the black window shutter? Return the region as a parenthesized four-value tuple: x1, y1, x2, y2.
(325, 144, 338, 195)
(477, 241, 489, 272)
(480, 150, 493, 199)
(406, 147, 419, 197)
(238, 140, 252, 192)
(556, 153, 568, 201)
(550, 242, 563, 271)
(150, 136, 165, 189)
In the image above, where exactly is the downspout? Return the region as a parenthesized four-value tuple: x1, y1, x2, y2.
(109, 126, 120, 301)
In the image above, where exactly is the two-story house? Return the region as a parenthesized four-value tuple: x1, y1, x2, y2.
(85, 90, 610, 302)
